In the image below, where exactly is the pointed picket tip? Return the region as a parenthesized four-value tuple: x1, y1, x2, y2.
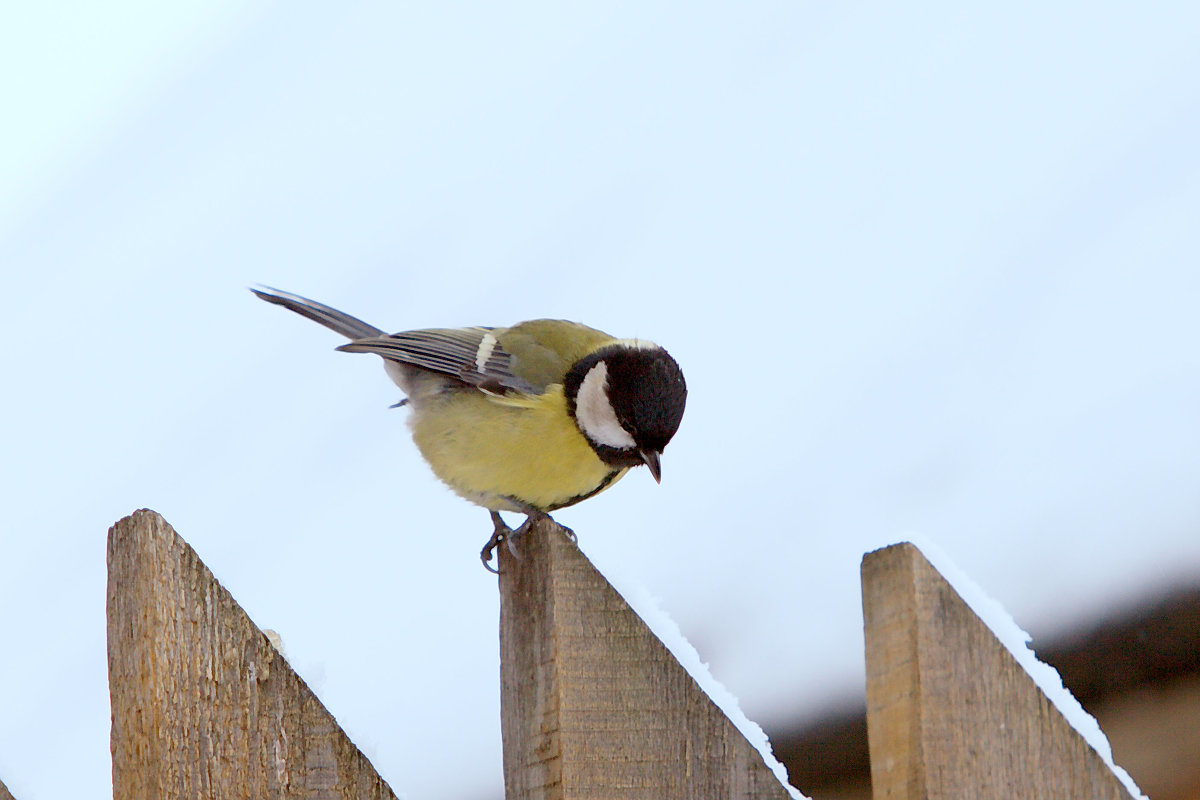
(106, 509, 400, 800)
(498, 517, 802, 800)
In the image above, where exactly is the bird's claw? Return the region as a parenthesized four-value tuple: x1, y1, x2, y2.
(503, 515, 537, 561)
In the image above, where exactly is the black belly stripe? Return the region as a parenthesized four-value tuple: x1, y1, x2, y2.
(545, 470, 623, 512)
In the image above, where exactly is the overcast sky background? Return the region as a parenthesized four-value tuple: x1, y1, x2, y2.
(3, 3, 1199, 798)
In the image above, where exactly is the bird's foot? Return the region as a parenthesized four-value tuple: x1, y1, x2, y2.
(481, 511, 576, 573)
(481, 511, 512, 574)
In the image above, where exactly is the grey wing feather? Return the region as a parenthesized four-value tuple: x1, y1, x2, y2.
(251, 286, 384, 340)
(337, 329, 542, 394)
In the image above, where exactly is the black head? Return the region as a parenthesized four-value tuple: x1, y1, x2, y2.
(564, 343, 687, 479)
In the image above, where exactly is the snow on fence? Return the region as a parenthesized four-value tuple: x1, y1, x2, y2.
(1, 509, 1142, 799)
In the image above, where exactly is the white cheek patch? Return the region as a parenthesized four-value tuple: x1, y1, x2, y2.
(575, 361, 637, 449)
(475, 332, 498, 372)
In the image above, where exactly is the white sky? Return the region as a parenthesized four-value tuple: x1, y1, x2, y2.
(2, 3, 1199, 798)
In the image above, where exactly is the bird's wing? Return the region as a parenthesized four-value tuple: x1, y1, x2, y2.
(336, 327, 543, 394)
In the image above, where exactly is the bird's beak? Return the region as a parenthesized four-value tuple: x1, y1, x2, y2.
(639, 449, 662, 483)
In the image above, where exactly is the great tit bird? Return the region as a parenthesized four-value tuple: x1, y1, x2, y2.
(252, 286, 687, 570)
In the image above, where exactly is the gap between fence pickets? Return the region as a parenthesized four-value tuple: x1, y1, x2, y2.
(902, 535, 1148, 800)
(618, 580, 808, 800)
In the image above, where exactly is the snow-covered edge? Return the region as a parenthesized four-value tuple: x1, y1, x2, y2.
(623, 583, 809, 800)
(905, 535, 1147, 800)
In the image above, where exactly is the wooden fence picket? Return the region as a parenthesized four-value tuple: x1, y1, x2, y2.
(861, 542, 1139, 800)
(497, 517, 796, 800)
(106, 510, 398, 800)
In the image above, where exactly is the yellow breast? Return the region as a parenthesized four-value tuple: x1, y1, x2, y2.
(409, 387, 627, 512)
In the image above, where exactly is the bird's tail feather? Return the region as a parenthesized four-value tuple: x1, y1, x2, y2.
(251, 285, 384, 340)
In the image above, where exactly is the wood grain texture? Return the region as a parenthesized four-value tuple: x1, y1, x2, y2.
(498, 517, 796, 800)
(107, 509, 398, 800)
(861, 542, 1138, 800)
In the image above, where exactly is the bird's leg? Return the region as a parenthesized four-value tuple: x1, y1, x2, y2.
(482, 506, 578, 573)
(481, 511, 512, 574)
